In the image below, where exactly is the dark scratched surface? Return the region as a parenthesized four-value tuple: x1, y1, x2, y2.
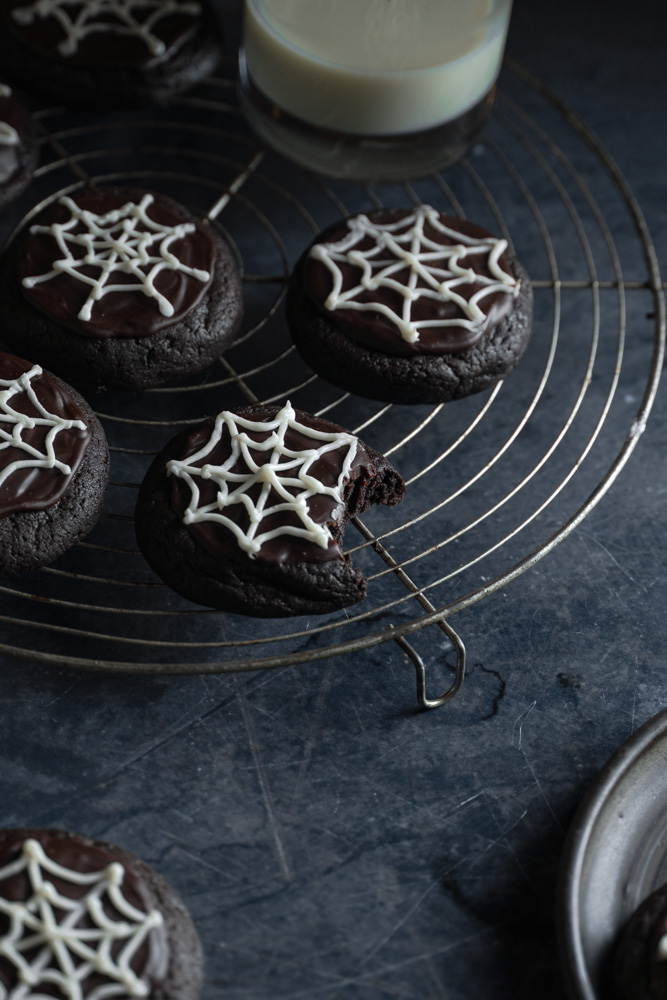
(0, 1, 665, 997)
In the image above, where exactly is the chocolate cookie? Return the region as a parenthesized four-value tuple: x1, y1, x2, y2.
(0, 186, 243, 390)
(0, 827, 202, 1000)
(0, 351, 109, 574)
(287, 205, 533, 405)
(612, 884, 667, 1000)
(135, 401, 406, 617)
(0, 83, 38, 212)
(0, 0, 221, 109)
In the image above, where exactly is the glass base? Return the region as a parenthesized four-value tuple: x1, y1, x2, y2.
(238, 54, 496, 182)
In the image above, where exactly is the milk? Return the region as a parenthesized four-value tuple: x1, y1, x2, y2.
(243, 0, 511, 136)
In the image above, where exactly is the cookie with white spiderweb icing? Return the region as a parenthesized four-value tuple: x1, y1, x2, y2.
(0, 827, 203, 1000)
(0, 352, 109, 575)
(19, 188, 216, 338)
(1, 186, 243, 390)
(287, 207, 533, 405)
(0, 0, 221, 109)
(135, 402, 405, 617)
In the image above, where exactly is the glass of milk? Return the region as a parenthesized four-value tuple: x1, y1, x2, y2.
(239, 0, 514, 181)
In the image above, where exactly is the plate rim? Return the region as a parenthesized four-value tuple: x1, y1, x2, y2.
(557, 706, 667, 1000)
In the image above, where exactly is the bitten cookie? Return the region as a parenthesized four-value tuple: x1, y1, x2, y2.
(0, 0, 221, 110)
(0, 351, 109, 574)
(0, 186, 243, 390)
(0, 827, 203, 1000)
(0, 83, 38, 212)
(612, 883, 667, 1000)
(135, 401, 406, 617)
(287, 205, 533, 405)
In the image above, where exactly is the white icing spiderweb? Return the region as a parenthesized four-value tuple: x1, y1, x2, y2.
(0, 363, 87, 490)
(167, 401, 359, 557)
(22, 192, 211, 323)
(0, 837, 164, 1000)
(0, 84, 18, 147)
(309, 204, 520, 344)
(11, 0, 202, 58)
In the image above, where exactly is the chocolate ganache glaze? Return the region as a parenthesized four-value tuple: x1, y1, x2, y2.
(18, 186, 216, 339)
(0, 85, 25, 188)
(5, 0, 201, 69)
(0, 352, 92, 518)
(0, 829, 169, 998)
(168, 403, 370, 566)
(305, 206, 521, 358)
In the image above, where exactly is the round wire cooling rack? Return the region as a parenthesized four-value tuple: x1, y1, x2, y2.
(0, 60, 663, 709)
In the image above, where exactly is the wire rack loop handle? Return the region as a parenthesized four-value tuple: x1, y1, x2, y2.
(393, 619, 466, 710)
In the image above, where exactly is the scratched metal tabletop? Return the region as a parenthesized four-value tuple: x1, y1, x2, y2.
(0, 1, 664, 997)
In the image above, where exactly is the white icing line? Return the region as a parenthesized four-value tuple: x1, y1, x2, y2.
(309, 204, 520, 344)
(0, 837, 163, 999)
(0, 84, 19, 148)
(0, 363, 88, 491)
(22, 193, 210, 323)
(167, 401, 359, 557)
(657, 932, 667, 961)
(0, 122, 19, 147)
(11, 0, 202, 58)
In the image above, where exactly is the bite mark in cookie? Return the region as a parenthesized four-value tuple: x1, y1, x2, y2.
(136, 402, 406, 616)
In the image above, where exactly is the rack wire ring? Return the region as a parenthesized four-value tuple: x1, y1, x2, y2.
(0, 63, 663, 710)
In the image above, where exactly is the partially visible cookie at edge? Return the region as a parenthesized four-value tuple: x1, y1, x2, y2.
(287, 205, 533, 405)
(611, 882, 667, 1000)
(0, 0, 222, 109)
(0, 350, 109, 574)
(0, 186, 244, 390)
(0, 82, 38, 212)
(0, 826, 203, 1000)
(135, 401, 406, 617)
